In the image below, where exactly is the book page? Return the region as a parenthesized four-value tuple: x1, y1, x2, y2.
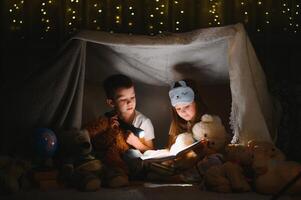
(140, 149, 171, 160)
(140, 141, 202, 161)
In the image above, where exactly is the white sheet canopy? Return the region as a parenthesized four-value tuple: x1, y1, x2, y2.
(0, 23, 277, 153)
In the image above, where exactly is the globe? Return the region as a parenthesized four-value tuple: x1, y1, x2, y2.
(34, 128, 58, 158)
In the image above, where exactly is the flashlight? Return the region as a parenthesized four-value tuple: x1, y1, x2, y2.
(105, 111, 145, 138)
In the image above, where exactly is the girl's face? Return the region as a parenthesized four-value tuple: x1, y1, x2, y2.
(174, 101, 197, 121)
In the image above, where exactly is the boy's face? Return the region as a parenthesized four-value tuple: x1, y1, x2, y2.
(107, 86, 136, 115)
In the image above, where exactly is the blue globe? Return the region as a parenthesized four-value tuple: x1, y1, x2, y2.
(34, 128, 58, 158)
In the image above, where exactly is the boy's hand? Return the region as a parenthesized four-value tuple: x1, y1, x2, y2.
(126, 132, 142, 149)
(109, 115, 119, 129)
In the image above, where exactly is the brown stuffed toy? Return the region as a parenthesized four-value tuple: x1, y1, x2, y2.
(84, 115, 131, 175)
(249, 140, 301, 195)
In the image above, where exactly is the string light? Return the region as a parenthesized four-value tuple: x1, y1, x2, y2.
(39, 0, 56, 39)
(239, 0, 249, 24)
(280, 0, 299, 33)
(8, 0, 25, 39)
(208, 0, 221, 26)
(147, 0, 168, 35)
(66, 0, 81, 34)
(126, 1, 136, 32)
(6, 1, 301, 38)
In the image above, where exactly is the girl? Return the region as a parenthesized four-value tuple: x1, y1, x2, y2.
(168, 80, 208, 149)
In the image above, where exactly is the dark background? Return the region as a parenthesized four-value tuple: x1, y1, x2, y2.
(1, 0, 301, 160)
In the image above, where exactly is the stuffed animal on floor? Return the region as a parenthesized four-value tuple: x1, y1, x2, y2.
(84, 116, 132, 187)
(58, 129, 103, 191)
(0, 156, 32, 194)
(249, 140, 301, 195)
(190, 114, 251, 192)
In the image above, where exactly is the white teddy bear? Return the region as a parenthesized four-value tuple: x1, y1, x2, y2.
(192, 114, 228, 153)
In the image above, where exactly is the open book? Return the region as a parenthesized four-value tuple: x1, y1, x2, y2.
(140, 140, 203, 163)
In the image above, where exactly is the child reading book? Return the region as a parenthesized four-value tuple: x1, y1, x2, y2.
(84, 74, 155, 187)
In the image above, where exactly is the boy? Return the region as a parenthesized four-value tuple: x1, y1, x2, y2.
(84, 74, 155, 187)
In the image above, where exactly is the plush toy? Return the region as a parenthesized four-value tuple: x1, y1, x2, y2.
(84, 116, 132, 187)
(201, 143, 252, 193)
(192, 114, 228, 154)
(58, 129, 103, 191)
(189, 114, 251, 192)
(0, 156, 32, 194)
(249, 140, 301, 195)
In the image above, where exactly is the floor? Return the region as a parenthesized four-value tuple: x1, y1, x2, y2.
(1, 182, 298, 200)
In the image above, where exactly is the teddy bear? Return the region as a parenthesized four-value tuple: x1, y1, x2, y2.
(192, 114, 228, 154)
(58, 129, 103, 191)
(0, 156, 32, 194)
(248, 140, 301, 195)
(191, 114, 252, 192)
(84, 115, 133, 187)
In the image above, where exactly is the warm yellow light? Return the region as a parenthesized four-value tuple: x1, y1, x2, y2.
(180, 10, 184, 14)
(149, 25, 153, 29)
(160, 11, 164, 14)
(42, 3, 46, 6)
(128, 22, 133, 26)
(116, 6, 120, 10)
(156, 7, 159, 10)
(175, 1, 178, 4)
(131, 12, 135, 15)
(9, 9, 12, 12)
(244, 11, 248, 15)
(160, 22, 163, 25)
(129, 6, 133, 10)
(265, 12, 269, 15)
(98, 9, 102, 13)
(150, 14, 154, 17)
(116, 16, 120, 19)
(176, 21, 179, 24)
(161, 4, 165, 8)
(258, 1, 262, 5)
(94, 4, 97, 7)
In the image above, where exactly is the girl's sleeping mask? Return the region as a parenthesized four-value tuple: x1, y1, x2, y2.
(169, 80, 195, 107)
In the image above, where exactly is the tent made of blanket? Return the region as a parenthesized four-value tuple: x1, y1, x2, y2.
(0, 23, 278, 154)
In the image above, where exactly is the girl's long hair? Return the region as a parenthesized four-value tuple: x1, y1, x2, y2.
(167, 80, 208, 148)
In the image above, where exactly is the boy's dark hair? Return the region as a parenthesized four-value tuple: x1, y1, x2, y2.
(103, 74, 133, 99)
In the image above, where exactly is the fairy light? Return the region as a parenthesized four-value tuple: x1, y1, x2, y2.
(208, 0, 221, 26)
(87, 0, 104, 30)
(39, 0, 57, 39)
(239, 0, 249, 24)
(293, 3, 300, 33)
(66, 0, 81, 34)
(114, 3, 122, 25)
(8, 0, 25, 38)
(280, 0, 299, 33)
(147, 0, 168, 35)
(126, 2, 137, 32)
